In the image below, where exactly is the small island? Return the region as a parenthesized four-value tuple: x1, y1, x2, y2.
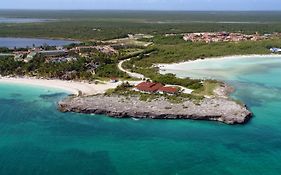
(58, 71, 252, 124)
(58, 83, 252, 124)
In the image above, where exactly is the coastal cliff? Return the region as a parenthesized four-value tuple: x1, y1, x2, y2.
(58, 95, 252, 125)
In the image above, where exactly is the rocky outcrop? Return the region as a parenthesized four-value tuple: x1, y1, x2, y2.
(214, 83, 235, 98)
(58, 95, 252, 125)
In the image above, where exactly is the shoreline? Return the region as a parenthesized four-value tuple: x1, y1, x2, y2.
(0, 77, 121, 96)
(0, 36, 80, 42)
(0, 53, 259, 124)
(59, 94, 252, 125)
(158, 54, 281, 68)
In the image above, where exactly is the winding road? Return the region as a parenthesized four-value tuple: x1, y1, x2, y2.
(118, 59, 145, 79)
(118, 59, 193, 94)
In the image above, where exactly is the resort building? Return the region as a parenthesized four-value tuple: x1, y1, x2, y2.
(183, 32, 266, 43)
(158, 86, 179, 95)
(135, 82, 164, 93)
(135, 82, 180, 95)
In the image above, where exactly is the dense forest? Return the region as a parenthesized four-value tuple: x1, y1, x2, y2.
(1, 11, 281, 40)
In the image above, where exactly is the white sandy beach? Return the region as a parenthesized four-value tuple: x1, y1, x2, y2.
(158, 54, 281, 69)
(0, 77, 121, 96)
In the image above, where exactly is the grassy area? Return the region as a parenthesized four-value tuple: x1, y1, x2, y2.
(105, 83, 204, 103)
(193, 80, 220, 97)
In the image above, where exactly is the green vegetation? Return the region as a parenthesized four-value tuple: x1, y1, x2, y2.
(123, 36, 281, 94)
(105, 82, 204, 103)
(95, 64, 128, 78)
(130, 36, 280, 67)
(0, 57, 91, 79)
(2, 11, 281, 40)
(2, 10, 281, 97)
(152, 73, 203, 89)
(0, 54, 129, 80)
(0, 39, 154, 80)
(0, 47, 10, 53)
(193, 80, 220, 97)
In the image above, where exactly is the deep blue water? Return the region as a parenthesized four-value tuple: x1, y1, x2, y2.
(0, 37, 78, 49)
(1, 56, 281, 174)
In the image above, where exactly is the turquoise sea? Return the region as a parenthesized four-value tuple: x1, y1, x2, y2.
(2, 56, 281, 174)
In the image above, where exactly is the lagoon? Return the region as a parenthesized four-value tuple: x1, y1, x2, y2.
(0, 37, 79, 49)
(0, 17, 51, 23)
(1, 56, 281, 174)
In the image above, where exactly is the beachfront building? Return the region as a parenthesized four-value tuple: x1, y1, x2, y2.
(135, 82, 180, 95)
(158, 86, 179, 95)
(135, 82, 164, 93)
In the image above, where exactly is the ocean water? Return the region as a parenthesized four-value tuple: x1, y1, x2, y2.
(0, 37, 79, 49)
(2, 56, 281, 174)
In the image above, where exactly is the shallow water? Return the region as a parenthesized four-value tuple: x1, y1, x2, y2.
(0, 37, 78, 49)
(1, 56, 281, 174)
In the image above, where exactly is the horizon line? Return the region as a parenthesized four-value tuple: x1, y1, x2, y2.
(1, 9, 281, 12)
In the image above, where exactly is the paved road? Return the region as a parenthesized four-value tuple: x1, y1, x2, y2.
(118, 59, 145, 79)
(118, 59, 193, 94)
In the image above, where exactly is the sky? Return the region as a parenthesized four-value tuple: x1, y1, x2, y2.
(1, 0, 281, 11)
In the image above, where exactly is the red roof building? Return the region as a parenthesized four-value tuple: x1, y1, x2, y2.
(158, 86, 179, 94)
(135, 82, 164, 93)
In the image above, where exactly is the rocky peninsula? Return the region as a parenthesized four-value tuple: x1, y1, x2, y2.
(58, 93, 252, 125)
